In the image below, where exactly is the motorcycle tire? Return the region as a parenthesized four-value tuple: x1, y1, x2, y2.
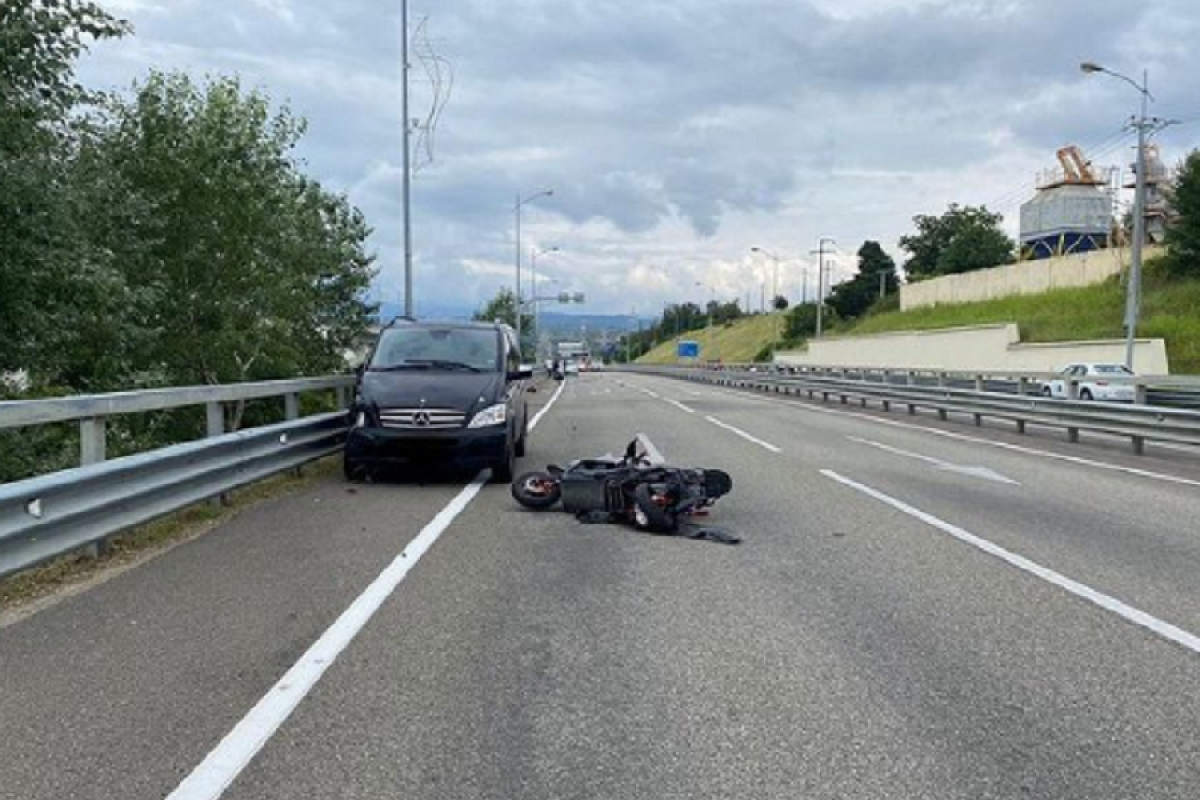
(633, 482, 679, 533)
(511, 471, 562, 509)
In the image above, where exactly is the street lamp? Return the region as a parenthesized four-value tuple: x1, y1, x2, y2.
(750, 247, 782, 308)
(514, 188, 553, 350)
(751, 247, 785, 355)
(809, 237, 836, 338)
(530, 245, 560, 354)
(695, 280, 715, 359)
(1080, 61, 1163, 369)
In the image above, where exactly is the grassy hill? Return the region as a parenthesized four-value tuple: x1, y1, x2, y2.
(636, 313, 784, 364)
(635, 265, 1200, 373)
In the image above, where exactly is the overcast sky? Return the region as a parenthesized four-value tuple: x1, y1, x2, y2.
(82, 0, 1200, 316)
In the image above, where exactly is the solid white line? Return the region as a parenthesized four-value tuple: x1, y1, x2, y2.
(821, 469, 1200, 655)
(165, 476, 487, 800)
(530, 376, 568, 431)
(680, 378, 1200, 489)
(704, 415, 782, 453)
(167, 380, 567, 800)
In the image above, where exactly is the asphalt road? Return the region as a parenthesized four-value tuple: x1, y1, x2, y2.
(2, 371, 1199, 799)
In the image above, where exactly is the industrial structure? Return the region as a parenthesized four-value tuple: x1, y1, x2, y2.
(1124, 143, 1173, 244)
(1019, 145, 1115, 259)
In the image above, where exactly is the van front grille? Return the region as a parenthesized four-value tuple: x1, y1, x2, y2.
(378, 408, 466, 430)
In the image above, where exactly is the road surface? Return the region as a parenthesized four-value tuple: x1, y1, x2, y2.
(2, 371, 1199, 799)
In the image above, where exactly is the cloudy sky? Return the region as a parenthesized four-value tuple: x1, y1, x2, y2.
(81, 0, 1200, 317)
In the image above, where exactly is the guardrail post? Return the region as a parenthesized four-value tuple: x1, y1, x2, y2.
(284, 393, 300, 421)
(1017, 377, 1028, 396)
(974, 375, 985, 393)
(335, 386, 349, 409)
(80, 417, 106, 466)
(1066, 379, 1079, 400)
(1132, 435, 1145, 455)
(1135, 384, 1148, 405)
(1067, 426, 1080, 443)
(206, 402, 232, 506)
(79, 417, 109, 559)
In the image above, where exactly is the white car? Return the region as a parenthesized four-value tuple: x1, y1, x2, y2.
(1041, 363, 1137, 402)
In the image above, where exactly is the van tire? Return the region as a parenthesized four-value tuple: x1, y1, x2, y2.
(514, 407, 529, 457)
(491, 439, 516, 483)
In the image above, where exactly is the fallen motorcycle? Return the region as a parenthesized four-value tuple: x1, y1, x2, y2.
(511, 439, 736, 541)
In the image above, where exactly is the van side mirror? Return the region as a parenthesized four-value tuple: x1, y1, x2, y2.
(508, 365, 534, 381)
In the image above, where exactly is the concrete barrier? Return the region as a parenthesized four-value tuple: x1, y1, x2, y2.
(775, 323, 1170, 374)
(899, 246, 1164, 311)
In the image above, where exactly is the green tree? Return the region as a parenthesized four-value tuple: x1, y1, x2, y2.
(96, 71, 376, 387)
(0, 0, 130, 379)
(827, 241, 898, 320)
(1166, 150, 1200, 277)
(473, 288, 532, 333)
(900, 204, 1014, 281)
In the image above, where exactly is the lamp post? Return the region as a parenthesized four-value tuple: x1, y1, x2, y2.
(530, 245, 559, 356)
(809, 237, 836, 338)
(751, 246, 784, 353)
(695, 281, 715, 359)
(400, 0, 413, 316)
(1080, 61, 1163, 369)
(514, 189, 553, 351)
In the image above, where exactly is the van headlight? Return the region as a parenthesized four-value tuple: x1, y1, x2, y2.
(468, 403, 507, 428)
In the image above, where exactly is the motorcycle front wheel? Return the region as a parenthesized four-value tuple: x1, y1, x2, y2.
(511, 471, 562, 509)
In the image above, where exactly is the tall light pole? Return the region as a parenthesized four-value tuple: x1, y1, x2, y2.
(809, 237, 835, 338)
(514, 189, 553, 350)
(695, 280, 715, 359)
(400, 0, 413, 317)
(1081, 62, 1170, 370)
(751, 247, 784, 353)
(530, 245, 559, 355)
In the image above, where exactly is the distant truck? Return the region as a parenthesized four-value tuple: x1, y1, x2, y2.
(556, 341, 592, 372)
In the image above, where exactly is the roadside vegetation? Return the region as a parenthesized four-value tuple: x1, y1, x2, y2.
(1, 2, 376, 482)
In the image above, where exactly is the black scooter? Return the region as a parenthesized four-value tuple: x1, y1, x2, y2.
(511, 439, 733, 535)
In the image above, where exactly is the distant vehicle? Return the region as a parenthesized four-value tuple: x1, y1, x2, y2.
(344, 318, 533, 482)
(564, 360, 581, 375)
(1041, 362, 1137, 402)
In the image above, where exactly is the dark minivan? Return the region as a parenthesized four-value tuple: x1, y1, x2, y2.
(344, 318, 533, 481)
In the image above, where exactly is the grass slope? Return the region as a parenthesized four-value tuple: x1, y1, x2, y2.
(849, 268, 1200, 374)
(637, 313, 784, 364)
(635, 266, 1200, 373)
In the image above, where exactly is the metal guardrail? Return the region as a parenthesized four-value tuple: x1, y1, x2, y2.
(0, 376, 354, 579)
(623, 365, 1200, 456)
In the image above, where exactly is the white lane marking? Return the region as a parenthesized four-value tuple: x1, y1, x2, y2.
(821, 469, 1200, 656)
(848, 436, 1020, 485)
(672, 378, 1200, 489)
(529, 377, 568, 430)
(704, 415, 782, 453)
(167, 380, 567, 800)
(663, 397, 696, 414)
(165, 479, 487, 800)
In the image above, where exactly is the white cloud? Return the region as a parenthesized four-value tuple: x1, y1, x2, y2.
(76, 0, 1200, 315)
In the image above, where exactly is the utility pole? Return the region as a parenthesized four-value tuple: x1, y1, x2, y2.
(400, 0, 413, 317)
(810, 238, 835, 338)
(1081, 62, 1176, 369)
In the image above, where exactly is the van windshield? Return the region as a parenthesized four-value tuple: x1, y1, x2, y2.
(369, 328, 500, 373)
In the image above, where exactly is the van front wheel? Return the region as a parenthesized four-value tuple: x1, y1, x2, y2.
(491, 439, 516, 483)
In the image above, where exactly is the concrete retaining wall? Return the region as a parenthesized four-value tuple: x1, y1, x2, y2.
(775, 323, 1170, 374)
(899, 246, 1163, 311)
